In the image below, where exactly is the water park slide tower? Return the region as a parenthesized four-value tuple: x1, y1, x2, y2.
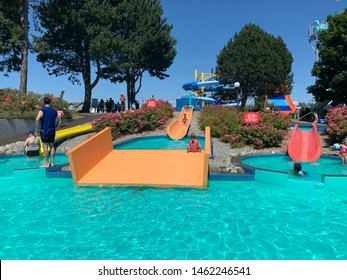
(179, 70, 239, 111)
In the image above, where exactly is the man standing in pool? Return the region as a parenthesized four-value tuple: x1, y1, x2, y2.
(35, 96, 58, 168)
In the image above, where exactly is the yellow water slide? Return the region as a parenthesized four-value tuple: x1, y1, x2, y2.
(166, 107, 193, 140)
(39, 123, 93, 154)
(55, 123, 93, 142)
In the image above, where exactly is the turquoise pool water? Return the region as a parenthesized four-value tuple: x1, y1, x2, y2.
(0, 154, 70, 178)
(1, 145, 347, 259)
(115, 136, 205, 150)
(241, 155, 347, 182)
(290, 125, 327, 133)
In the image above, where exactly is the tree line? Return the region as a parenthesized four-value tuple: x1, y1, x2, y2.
(1, 1, 346, 111)
(0, 0, 177, 112)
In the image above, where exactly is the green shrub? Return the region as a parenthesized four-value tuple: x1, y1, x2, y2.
(260, 111, 291, 130)
(324, 107, 347, 142)
(0, 88, 73, 119)
(199, 105, 289, 148)
(241, 123, 286, 149)
(92, 100, 174, 140)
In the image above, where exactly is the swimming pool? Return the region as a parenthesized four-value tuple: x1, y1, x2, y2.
(290, 125, 327, 133)
(1, 140, 347, 259)
(115, 135, 205, 150)
(240, 154, 347, 182)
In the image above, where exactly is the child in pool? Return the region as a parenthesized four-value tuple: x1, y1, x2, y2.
(187, 133, 201, 153)
(291, 163, 304, 177)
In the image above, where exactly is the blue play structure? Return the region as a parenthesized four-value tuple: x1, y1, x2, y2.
(182, 77, 234, 93)
(266, 94, 295, 115)
(176, 95, 220, 111)
(177, 70, 237, 111)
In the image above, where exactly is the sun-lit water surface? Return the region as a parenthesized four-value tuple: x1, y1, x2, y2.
(115, 136, 205, 150)
(1, 144, 347, 260)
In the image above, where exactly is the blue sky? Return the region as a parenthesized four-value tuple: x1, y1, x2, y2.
(1, 0, 346, 105)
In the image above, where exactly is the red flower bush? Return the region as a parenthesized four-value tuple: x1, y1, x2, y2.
(92, 100, 174, 140)
(324, 107, 347, 142)
(0, 88, 72, 119)
(199, 105, 289, 148)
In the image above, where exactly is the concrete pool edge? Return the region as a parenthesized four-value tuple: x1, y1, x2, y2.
(3, 151, 347, 190)
(228, 153, 347, 190)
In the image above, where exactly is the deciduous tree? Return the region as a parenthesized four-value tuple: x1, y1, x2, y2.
(32, 0, 118, 112)
(102, 0, 176, 109)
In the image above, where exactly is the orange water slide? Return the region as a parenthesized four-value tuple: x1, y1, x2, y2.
(285, 95, 296, 113)
(287, 124, 321, 162)
(166, 107, 193, 140)
(66, 126, 211, 188)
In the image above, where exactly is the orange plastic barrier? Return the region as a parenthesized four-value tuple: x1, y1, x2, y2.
(166, 107, 193, 140)
(287, 124, 321, 162)
(66, 127, 211, 188)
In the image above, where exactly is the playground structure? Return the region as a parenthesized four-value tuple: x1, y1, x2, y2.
(288, 124, 322, 162)
(177, 70, 238, 111)
(166, 107, 193, 140)
(266, 94, 296, 115)
(67, 126, 211, 188)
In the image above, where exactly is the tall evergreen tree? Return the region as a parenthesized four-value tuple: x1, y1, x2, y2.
(32, 0, 118, 112)
(0, 0, 32, 93)
(307, 9, 347, 104)
(102, 0, 176, 109)
(217, 24, 293, 109)
(0, 0, 22, 76)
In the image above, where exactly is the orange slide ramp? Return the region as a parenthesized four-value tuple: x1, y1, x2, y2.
(285, 94, 296, 114)
(66, 126, 211, 188)
(166, 107, 193, 140)
(287, 124, 321, 162)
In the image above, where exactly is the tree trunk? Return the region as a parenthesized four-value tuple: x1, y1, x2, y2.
(19, 0, 29, 94)
(125, 68, 143, 109)
(81, 53, 92, 113)
(240, 91, 248, 109)
(82, 83, 92, 113)
(126, 80, 131, 110)
(126, 69, 137, 110)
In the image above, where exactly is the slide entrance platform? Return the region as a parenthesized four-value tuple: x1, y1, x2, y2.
(67, 127, 211, 188)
